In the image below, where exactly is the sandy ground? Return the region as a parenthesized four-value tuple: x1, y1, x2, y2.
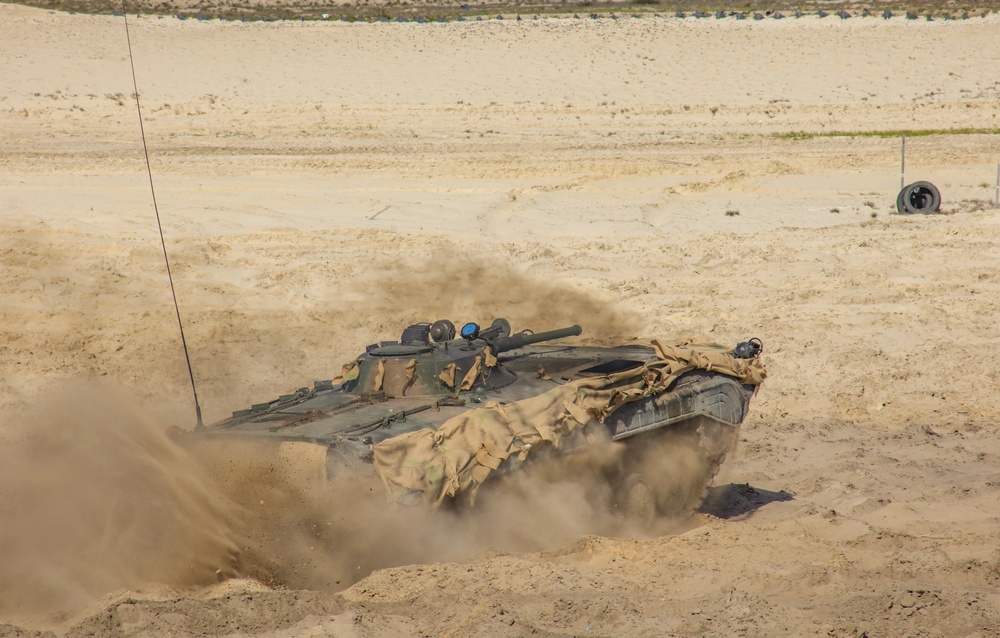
(3, 3, 1000, 636)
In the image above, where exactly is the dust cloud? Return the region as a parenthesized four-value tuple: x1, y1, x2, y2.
(0, 379, 717, 618)
(0, 242, 665, 618)
(0, 383, 239, 616)
(334, 248, 645, 344)
(200, 435, 707, 595)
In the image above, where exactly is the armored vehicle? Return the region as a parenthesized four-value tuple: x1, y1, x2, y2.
(200, 318, 765, 523)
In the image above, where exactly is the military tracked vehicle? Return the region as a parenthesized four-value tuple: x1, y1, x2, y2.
(199, 318, 765, 523)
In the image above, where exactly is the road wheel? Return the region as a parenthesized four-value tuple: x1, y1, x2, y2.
(615, 473, 657, 528)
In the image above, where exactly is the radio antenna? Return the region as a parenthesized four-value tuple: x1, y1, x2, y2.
(121, 1, 204, 430)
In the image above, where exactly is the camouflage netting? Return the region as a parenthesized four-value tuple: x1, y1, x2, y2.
(371, 341, 766, 506)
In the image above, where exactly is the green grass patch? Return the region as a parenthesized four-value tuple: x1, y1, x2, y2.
(776, 128, 1000, 140)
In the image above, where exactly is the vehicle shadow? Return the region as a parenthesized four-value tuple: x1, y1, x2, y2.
(698, 483, 794, 519)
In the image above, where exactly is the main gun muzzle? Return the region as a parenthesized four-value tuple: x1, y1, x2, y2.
(490, 324, 582, 353)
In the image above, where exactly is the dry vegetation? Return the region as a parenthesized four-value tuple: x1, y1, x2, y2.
(13, 0, 1000, 21)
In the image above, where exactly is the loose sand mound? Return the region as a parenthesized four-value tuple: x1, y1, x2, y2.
(2, 4, 1000, 636)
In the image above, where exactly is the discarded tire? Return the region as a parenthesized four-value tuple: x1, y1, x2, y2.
(896, 181, 941, 214)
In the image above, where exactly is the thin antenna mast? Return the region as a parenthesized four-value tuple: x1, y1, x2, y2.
(121, 1, 204, 430)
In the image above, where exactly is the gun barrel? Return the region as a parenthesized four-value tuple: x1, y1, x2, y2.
(492, 324, 582, 353)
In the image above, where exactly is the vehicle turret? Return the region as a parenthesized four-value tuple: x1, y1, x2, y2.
(344, 319, 582, 397)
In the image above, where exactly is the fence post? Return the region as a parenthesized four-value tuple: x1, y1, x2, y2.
(900, 134, 906, 190)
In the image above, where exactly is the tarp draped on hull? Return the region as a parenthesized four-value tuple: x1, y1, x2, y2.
(372, 342, 766, 505)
